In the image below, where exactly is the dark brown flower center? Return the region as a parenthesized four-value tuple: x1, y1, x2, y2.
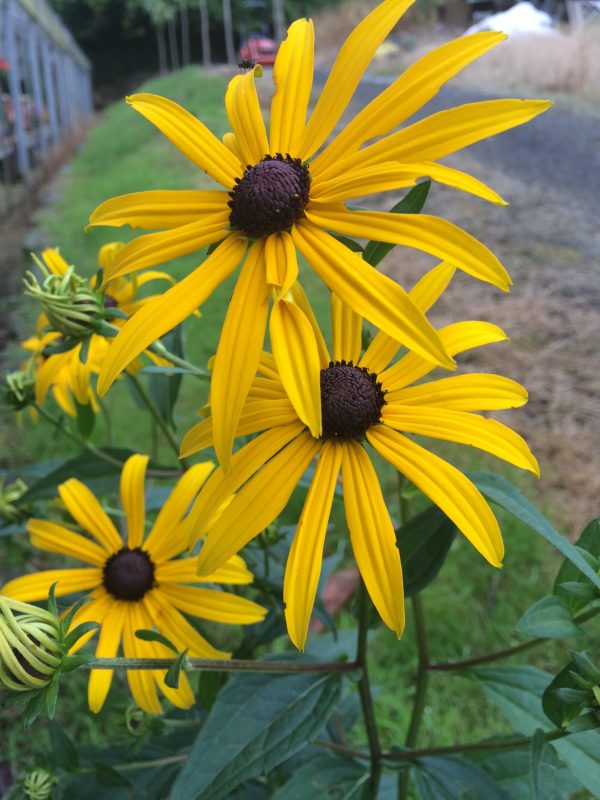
(103, 547, 155, 601)
(320, 361, 386, 440)
(228, 153, 310, 238)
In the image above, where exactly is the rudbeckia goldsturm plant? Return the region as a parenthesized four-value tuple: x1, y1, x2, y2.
(88, 0, 550, 469)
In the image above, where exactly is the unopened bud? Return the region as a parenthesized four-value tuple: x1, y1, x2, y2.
(2, 369, 36, 411)
(0, 478, 28, 523)
(22, 768, 57, 800)
(0, 597, 61, 692)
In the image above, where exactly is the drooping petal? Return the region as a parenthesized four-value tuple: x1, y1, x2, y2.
(226, 68, 269, 166)
(388, 373, 528, 410)
(35, 353, 68, 405)
(346, 99, 552, 172)
(368, 425, 504, 566)
(331, 293, 362, 364)
(341, 440, 405, 636)
(311, 162, 505, 205)
(2, 569, 102, 600)
(59, 479, 122, 553)
(381, 321, 507, 391)
(264, 232, 298, 296)
(307, 206, 511, 291)
(312, 31, 507, 175)
(146, 591, 231, 659)
(360, 262, 455, 374)
(120, 454, 149, 549)
(127, 93, 242, 188)
(88, 190, 230, 230)
(138, 625, 195, 709)
(27, 519, 107, 566)
(270, 19, 315, 155)
(122, 602, 162, 714)
(284, 441, 342, 650)
(300, 0, 415, 160)
(88, 602, 127, 713)
(211, 241, 270, 471)
(285, 282, 330, 368)
(67, 590, 111, 654)
(292, 221, 454, 369)
(155, 554, 253, 585)
(97, 235, 247, 396)
(382, 406, 539, 474)
(186, 423, 305, 546)
(100, 214, 230, 282)
(270, 298, 322, 438)
(144, 462, 215, 562)
(159, 584, 266, 625)
(196, 433, 320, 576)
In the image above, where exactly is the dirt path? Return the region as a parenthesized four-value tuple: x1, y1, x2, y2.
(327, 75, 600, 533)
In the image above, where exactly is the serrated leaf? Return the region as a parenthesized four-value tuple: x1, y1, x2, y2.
(413, 755, 508, 799)
(271, 753, 368, 799)
(165, 650, 188, 690)
(362, 181, 431, 267)
(470, 473, 600, 595)
(168, 671, 342, 800)
(516, 596, 582, 639)
(554, 518, 600, 613)
(136, 629, 178, 653)
(397, 504, 457, 597)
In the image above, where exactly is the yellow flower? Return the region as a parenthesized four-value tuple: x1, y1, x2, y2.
(1, 456, 266, 713)
(180, 265, 539, 650)
(88, 0, 549, 468)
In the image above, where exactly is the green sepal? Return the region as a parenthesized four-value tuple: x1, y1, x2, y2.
(59, 654, 91, 673)
(165, 649, 188, 689)
(74, 399, 95, 439)
(45, 671, 60, 719)
(47, 583, 58, 617)
(135, 629, 178, 653)
(62, 621, 100, 652)
(60, 595, 93, 635)
(78, 335, 91, 365)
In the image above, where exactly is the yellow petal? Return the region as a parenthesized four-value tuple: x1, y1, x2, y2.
(35, 352, 68, 405)
(88, 190, 229, 230)
(88, 603, 127, 713)
(2, 569, 102, 601)
(349, 99, 552, 171)
(312, 31, 507, 175)
(307, 206, 511, 291)
(368, 425, 504, 566)
(381, 321, 507, 391)
(146, 591, 231, 659)
(155, 554, 253, 585)
(137, 625, 195, 709)
(332, 293, 362, 364)
(265, 232, 298, 296)
(383, 406, 539, 475)
(292, 221, 454, 369)
(211, 241, 270, 471)
(270, 298, 322, 438)
(270, 18, 315, 155)
(388, 373, 528, 410)
(360, 262, 455, 374)
(300, 0, 415, 160)
(284, 441, 342, 650)
(226, 68, 269, 165)
(122, 603, 162, 714)
(186, 422, 305, 546)
(284, 281, 330, 369)
(59, 479, 122, 552)
(127, 93, 242, 187)
(144, 462, 215, 562)
(100, 213, 230, 283)
(120, 454, 149, 549)
(196, 432, 320, 575)
(341, 440, 405, 636)
(159, 584, 266, 625)
(67, 590, 110, 654)
(27, 519, 107, 566)
(41, 248, 69, 276)
(97, 235, 247, 395)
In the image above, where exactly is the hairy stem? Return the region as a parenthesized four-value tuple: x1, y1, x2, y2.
(356, 579, 382, 796)
(83, 657, 359, 673)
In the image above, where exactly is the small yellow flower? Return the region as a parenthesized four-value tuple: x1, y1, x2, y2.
(181, 265, 538, 650)
(2, 456, 266, 713)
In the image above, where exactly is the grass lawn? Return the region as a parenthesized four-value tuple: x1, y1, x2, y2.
(1, 65, 591, 788)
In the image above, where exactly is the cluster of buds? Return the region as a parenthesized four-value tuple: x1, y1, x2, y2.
(2, 369, 36, 411)
(21, 768, 58, 800)
(0, 597, 62, 692)
(0, 477, 28, 523)
(24, 256, 105, 341)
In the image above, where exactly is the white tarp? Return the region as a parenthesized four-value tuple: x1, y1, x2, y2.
(466, 1, 555, 35)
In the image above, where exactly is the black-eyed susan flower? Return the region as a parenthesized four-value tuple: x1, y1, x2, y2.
(180, 265, 539, 650)
(88, 0, 549, 468)
(1, 456, 266, 713)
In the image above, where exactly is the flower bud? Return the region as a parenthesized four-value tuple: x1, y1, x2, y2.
(0, 477, 28, 523)
(0, 597, 61, 692)
(24, 258, 104, 340)
(22, 768, 57, 800)
(2, 369, 36, 411)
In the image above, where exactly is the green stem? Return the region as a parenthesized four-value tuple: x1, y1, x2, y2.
(127, 373, 188, 468)
(356, 579, 382, 796)
(83, 657, 359, 673)
(98, 397, 113, 446)
(399, 594, 430, 800)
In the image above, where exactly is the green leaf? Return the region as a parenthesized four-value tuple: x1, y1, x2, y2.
(168, 671, 342, 800)
(93, 763, 133, 788)
(135, 629, 178, 653)
(412, 755, 508, 799)
(165, 650, 188, 690)
(22, 688, 47, 728)
(49, 722, 79, 772)
(74, 399, 96, 439)
(271, 753, 368, 799)
(397, 504, 457, 597)
(516, 596, 583, 639)
(149, 324, 184, 430)
(362, 181, 431, 268)
(542, 658, 590, 728)
(63, 621, 101, 651)
(47, 583, 58, 617)
(554, 518, 600, 613)
(470, 473, 600, 595)
(45, 671, 60, 719)
(331, 234, 364, 253)
(528, 729, 546, 800)
(469, 665, 600, 797)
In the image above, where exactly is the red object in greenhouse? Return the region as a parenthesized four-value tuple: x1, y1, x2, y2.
(239, 36, 278, 66)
